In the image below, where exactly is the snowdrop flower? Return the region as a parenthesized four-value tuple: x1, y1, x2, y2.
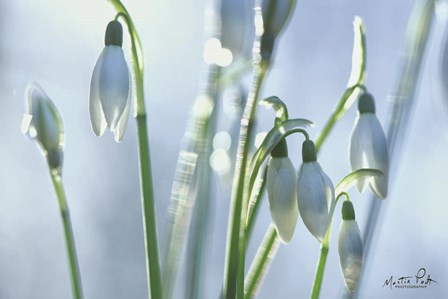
(297, 140, 335, 243)
(338, 200, 363, 292)
(22, 82, 65, 170)
(89, 20, 131, 142)
(349, 93, 389, 198)
(266, 139, 298, 243)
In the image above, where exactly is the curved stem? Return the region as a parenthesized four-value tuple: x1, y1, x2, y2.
(50, 171, 84, 299)
(314, 84, 362, 152)
(109, 2, 162, 298)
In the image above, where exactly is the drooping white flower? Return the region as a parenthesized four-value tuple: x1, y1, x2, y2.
(349, 93, 389, 198)
(22, 82, 65, 169)
(89, 20, 131, 143)
(338, 200, 363, 292)
(297, 140, 335, 243)
(266, 139, 298, 243)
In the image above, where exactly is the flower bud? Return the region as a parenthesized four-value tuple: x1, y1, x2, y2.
(22, 82, 65, 170)
(338, 201, 363, 292)
(266, 140, 298, 243)
(297, 140, 335, 242)
(89, 20, 131, 142)
(349, 93, 389, 198)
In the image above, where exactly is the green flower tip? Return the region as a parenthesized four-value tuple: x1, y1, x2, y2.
(271, 138, 288, 158)
(302, 140, 316, 162)
(342, 201, 355, 221)
(358, 93, 375, 114)
(105, 20, 123, 47)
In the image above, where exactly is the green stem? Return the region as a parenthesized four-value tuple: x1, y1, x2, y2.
(109, 1, 163, 298)
(310, 189, 349, 298)
(245, 167, 267, 240)
(244, 225, 279, 299)
(50, 171, 84, 299)
(314, 84, 364, 152)
(223, 59, 268, 299)
(310, 221, 331, 299)
(136, 115, 163, 299)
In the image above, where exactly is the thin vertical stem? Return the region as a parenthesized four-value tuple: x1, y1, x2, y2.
(310, 226, 331, 299)
(223, 60, 268, 299)
(109, 1, 163, 298)
(136, 114, 163, 299)
(244, 225, 279, 299)
(50, 171, 84, 299)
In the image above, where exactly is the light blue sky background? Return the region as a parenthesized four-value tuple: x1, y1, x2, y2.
(0, 0, 447, 298)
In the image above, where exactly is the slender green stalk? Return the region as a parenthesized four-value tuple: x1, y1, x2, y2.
(223, 60, 268, 299)
(50, 171, 83, 299)
(245, 167, 267, 239)
(314, 85, 363, 152)
(109, 1, 162, 298)
(244, 225, 279, 299)
(310, 230, 330, 299)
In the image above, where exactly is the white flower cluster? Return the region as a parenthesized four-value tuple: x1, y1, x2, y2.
(265, 92, 388, 292)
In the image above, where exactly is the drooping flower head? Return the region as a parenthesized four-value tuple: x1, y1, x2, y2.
(266, 138, 298, 243)
(338, 200, 363, 292)
(22, 82, 65, 170)
(297, 140, 335, 242)
(349, 93, 389, 198)
(89, 20, 131, 142)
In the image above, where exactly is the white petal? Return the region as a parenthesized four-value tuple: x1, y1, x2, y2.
(321, 167, 336, 218)
(338, 220, 363, 292)
(89, 50, 107, 136)
(114, 73, 132, 143)
(349, 115, 370, 192)
(98, 46, 130, 131)
(365, 114, 389, 198)
(349, 113, 389, 198)
(297, 162, 331, 242)
(267, 157, 298, 243)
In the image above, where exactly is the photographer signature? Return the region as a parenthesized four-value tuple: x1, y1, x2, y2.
(383, 268, 438, 289)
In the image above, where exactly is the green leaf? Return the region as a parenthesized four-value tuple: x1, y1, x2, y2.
(335, 168, 383, 195)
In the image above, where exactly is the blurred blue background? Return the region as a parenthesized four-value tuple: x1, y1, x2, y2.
(1, 0, 447, 298)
